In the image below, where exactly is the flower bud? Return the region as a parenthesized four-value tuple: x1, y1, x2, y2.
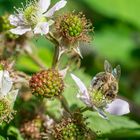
(29, 69, 64, 98)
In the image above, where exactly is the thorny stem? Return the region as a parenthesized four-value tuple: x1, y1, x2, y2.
(80, 106, 90, 113)
(58, 95, 72, 116)
(46, 32, 60, 68)
(52, 44, 59, 68)
(15, 71, 31, 86)
(25, 49, 46, 69)
(46, 110, 60, 123)
(41, 98, 60, 123)
(46, 33, 72, 116)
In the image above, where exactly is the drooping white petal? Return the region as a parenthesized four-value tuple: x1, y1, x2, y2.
(105, 99, 130, 115)
(38, 0, 50, 13)
(71, 74, 89, 100)
(1, 71, 13, 96)
(45, 0, 67, 17)
(34, 22, 49, 35)
(9, 14, 24, 26)
(0, 70, 3, 90)
(10, 26, 31, 35)
(77, 93, 91, 107)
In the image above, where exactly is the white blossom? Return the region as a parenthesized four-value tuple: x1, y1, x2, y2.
(9, 0, 67, 35)
(0, 70, 18, 104)
(71, 73, 130, 119)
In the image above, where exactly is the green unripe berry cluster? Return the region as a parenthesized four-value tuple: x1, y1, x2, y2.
(61, 122, 84, 140)
(0, 15, 11, 32)
(53, 118, 88, 140)
(56, 12, 93, 44)
(61, 15, 82, 37)
(0, 98, 15, 124)
(29, 69, 64, 98)
(0, 15, 18, 39)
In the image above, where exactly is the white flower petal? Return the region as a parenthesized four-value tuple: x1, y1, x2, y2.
(106, 99, 130, 115)
(34, 22, 49, 35)
(77, 93, 91, 107)
(38, 0, 50, 13)
(71, 74, 89, 100)
(1, 71, 13, 96)
(9, 14, 24, 26)
(47, 19, 54, 26)
(7, 89, 19, 103)
(10, 26, 31, 35)
(45, 0, 67, 17)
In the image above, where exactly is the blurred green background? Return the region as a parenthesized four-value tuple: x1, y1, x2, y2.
(0, 0, 140, 139)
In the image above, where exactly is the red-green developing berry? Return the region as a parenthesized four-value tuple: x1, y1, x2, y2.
(29, 69, 64, 98)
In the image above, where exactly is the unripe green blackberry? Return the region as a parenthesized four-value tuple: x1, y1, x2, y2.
(29, 69, 64, 98)
(53, 118, 91, 140)
(61, 15, 82, 37)
(55, 12, 93, 44)
(0, 97, 16, 124)
(0, 15, 18, 39)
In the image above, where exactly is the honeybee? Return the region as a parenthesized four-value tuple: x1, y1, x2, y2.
(91, 60, 121, 101)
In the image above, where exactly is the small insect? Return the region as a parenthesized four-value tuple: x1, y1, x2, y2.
(91, 60, 121, 101)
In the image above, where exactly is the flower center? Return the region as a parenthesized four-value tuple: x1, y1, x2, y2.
(24, 5, 38, 26)
(61, 15, 83, 37)
(89, 89, 109, 108)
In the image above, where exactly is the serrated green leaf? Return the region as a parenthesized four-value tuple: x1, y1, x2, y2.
(84, 111, 140, 135)
(104, 128, 140, 138)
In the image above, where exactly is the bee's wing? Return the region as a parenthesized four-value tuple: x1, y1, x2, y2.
(104, 60, 112, 73)
(112, 65, 121, 81)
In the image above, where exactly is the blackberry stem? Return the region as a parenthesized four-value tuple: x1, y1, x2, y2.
(80, 107, 90, 113)
(47, 32, 60, 68)
(59, 95, 72, 116)
(52, 44, 59, 68)
(46, 33, 72, 116)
